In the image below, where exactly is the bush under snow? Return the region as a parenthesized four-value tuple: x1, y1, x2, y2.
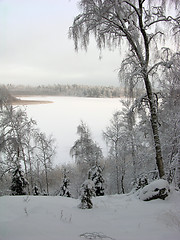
(139, 179, 170, 201)
(78, 179, 95, 209)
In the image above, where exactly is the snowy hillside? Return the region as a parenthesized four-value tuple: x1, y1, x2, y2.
(0, 189, 180, 240)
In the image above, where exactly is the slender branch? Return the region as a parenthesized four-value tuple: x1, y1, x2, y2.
(148, 60, 173, 75)
(145, 17, 171, 28)
(122, 0, 140, 17)
(138, 0, 149, 66)
(148, 31, 164, 44)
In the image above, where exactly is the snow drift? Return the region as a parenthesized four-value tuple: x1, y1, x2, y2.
(139, 179, 170, 201)
(0, 189, 180, 240)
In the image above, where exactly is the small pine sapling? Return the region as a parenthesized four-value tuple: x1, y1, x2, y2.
(88, 164, 104, 196)
(10, 164, 28, 195)
(60, 171, 71, 197)
(78, 179, 95, 209)
(136, 175, 148, 190)
(33, 185, 39, 195)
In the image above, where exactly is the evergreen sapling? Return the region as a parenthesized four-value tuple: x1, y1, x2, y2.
(60, 171, 71, 197)
(78, 179, 95, 209)
(10, 164, 28, 195)
(88, 165, 104, 196)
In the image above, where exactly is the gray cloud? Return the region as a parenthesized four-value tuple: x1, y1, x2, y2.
(0, 0, 121, 87)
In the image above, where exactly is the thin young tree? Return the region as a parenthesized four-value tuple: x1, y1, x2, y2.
(103, 111, 123, 194)
(70, 121, 103, 193)
(10, 163, 28, 195)
(104, 111, 129, 193)
(70, 121, 103, 167)
(78, 179, 95, 209)
(157, 51, 180, 186)
(69, 0, 180, 178)
(35, 132, 56, 195)
(60, 169, 71, 197)
(88, 164, 104, 196)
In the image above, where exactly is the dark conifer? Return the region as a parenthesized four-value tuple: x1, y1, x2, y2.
(60, 171, 71, 197)
(10, 164, 28, 195)
(78, 179, 95, 209)
(88, 164, 104, 196)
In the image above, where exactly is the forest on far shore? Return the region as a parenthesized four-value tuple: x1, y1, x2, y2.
(6, 84, 136, 98)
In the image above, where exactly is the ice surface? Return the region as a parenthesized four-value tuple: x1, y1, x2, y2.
(19, 96, 122, 165)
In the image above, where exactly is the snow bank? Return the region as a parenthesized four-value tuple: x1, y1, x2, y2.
(0, 190, 180, 240)
(139, 179, 170, 201)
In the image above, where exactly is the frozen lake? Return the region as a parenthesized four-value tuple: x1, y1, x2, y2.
(19, 96, 123, 165)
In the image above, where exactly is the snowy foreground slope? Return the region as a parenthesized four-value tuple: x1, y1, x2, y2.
(0, 190, 180, 240)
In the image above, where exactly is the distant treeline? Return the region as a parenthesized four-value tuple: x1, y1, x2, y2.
(7, 84, 124, 98)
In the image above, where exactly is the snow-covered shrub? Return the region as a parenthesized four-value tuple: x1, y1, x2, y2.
(88, 165, 104, 196)
(78, 179, 95, 209)
(139, 179, 170, 201)
(60, 173, 71, 197)
(33, 185, 39, 195)
(136, 175, 148, 190)
(10, 165, 28, 195)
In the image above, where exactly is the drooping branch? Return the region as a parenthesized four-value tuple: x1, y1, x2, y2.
(148, 60, 173, 75)
(148, 31, 164, 44)
(69, 0, 180, 179)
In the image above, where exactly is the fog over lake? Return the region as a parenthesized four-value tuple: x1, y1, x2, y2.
(20, 96, 123, 165)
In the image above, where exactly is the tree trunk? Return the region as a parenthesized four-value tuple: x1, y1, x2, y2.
(144, 74, 165, 178)
(21, 147, 30, 194)
(45, 165, 49, 195)
(28, 153, 34, 194)
(176, 149, 180, 189)
(128, 114, 137, 184)
(115, 165, 120, 194)
(121, 174, 125, 194)
(115, 142, 120, 194)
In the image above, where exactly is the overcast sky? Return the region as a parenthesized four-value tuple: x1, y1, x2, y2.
(0, 0, 123, 86)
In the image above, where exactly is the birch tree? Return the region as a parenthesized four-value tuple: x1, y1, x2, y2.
(70, 121, 103, 192)
(158, 52, 180, 187)
(35, 132, 56, 195)
(69, 0, 180, 178)
(0, 105, 38, 194)
(103, 111, 124, 194)
(70, 121, 103, 167)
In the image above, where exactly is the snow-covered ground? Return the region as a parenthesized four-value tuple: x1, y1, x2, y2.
(0, 189, 180, 240)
